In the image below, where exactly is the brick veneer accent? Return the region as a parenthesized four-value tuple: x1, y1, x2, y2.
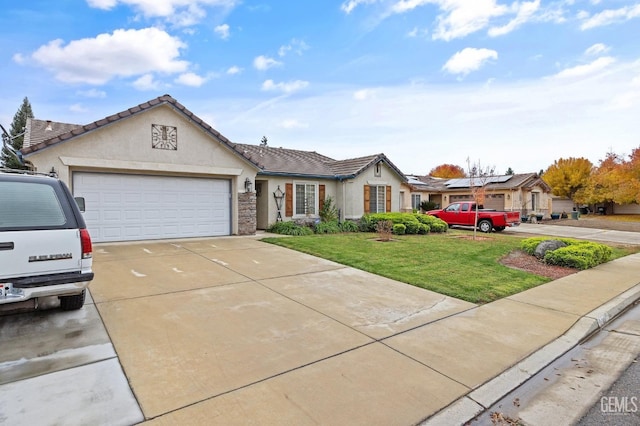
(238, 192, 257, 235)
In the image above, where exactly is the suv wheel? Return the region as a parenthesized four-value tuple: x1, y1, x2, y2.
(60, 290, 86, 311)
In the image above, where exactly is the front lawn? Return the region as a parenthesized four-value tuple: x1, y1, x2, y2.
(261, 231, 638, 304)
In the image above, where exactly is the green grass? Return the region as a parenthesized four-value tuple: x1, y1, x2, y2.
(261, 231, 639, 304)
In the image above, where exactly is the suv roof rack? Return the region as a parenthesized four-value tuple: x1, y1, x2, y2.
(0, 167, 57, 178)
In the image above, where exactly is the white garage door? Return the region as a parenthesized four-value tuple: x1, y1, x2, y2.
(73, 173, 231, 242)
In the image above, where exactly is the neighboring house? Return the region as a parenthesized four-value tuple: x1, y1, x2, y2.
(231, 144, 407, 229)
(20, 94, 407, 242)
(407, 173, 554, 217)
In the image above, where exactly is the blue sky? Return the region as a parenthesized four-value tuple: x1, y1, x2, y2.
(1, 0, 639, 175)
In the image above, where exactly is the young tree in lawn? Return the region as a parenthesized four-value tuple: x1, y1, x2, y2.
(467, 158, 495, 239)
(1, 97, 33, 169)
(429, 163, 466, 178)
(542, 157, 593, 208)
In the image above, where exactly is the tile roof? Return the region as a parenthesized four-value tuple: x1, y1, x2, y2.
(20, 94, 407, 182)
(23, 119, 82, 148)
(21, 94, 259, 169)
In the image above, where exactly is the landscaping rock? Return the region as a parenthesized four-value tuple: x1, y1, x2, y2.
(534, 240, 567, 259)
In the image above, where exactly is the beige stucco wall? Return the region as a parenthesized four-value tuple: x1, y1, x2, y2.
(25, 104, 259, 235)
(348, 162, 404, 219)
(255, 176, 339, 228)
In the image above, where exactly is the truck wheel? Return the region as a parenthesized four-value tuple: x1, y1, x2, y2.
(60, 290, 86, 311)
(478, 220, 493, 233)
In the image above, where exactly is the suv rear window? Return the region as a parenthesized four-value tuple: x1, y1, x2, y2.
(0, 181, 67, 228)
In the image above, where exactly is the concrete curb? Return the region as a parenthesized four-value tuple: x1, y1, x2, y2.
(421, 283, 640, 425)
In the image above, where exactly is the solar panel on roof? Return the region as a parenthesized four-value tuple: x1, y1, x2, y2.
(445, 175, 513, 188)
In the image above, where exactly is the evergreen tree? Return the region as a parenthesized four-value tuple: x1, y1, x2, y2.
(1, 97, 33, 169)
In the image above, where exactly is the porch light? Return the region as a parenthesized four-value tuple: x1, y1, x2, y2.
(273, 185, 285, 222)
(244, 177, 253, 193)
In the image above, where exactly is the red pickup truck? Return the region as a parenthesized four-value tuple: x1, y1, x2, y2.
(426, 202, 521, 233)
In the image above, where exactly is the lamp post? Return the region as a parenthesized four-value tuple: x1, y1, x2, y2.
(273, 185, 285, 222)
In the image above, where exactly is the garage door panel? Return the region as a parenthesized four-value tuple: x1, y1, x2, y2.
(73, 173, 231, 242)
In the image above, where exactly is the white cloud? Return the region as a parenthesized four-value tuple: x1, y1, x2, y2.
(553, 56, 615, 79)
(278, 39, 310, 57)
(580, 4, 640, 30)
(488, 0, 540, 37)
(76, 89, 107, 98)
(253, 55, 282, 70)
(86, 0, 239, 27)
(585, 43, 610, 56)
(442, 47, 498, 75)
(27, 28, 189, 85)
(341, 0, 378, 14)
(132, 74, 161, 90)
(215, 24, 230, 39)
(354, 89, 375, 100)
(227, 66, 242, 75)
(69, 103, 89, 113)
(205, 58, 640, 178)
(280, 119, 308, 129)
(406, 27, 429, 37)
(261, 79, 309, 93)
(175, 72, 207, 87)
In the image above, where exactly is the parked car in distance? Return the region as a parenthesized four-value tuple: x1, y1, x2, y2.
(0, 170, 94, 313)
(426, 201, 521, 233)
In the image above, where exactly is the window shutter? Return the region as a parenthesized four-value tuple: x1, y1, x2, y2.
(363, 185, 370, 214)
(285, 183, 293, 217)
(386, 186, 392, 212)
(319, 184, 325, 212)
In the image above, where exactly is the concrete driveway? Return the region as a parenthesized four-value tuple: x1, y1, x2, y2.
(2, 229, 639, 425)
(2, 236, 476, 425)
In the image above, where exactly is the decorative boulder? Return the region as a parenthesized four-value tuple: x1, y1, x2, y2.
(534, 240, 567, 259)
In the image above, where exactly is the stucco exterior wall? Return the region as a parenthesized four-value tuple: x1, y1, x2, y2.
(349, 162, 404, 219)
(25, 104, 258, 235)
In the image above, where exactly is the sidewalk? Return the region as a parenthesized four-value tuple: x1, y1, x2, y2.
(423, 223, 640, 424)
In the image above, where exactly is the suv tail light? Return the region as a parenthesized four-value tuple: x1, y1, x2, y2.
(80, 228, 93, 259)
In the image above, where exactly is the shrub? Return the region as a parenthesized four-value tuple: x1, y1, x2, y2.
(319, 196, 339, 223)
(393, 223, 406, 235)
(340, 220, 359, 232)
(314, 221, 341, 234)
(359, 212, 447, 234)
(376, 220, 393, 241)
(420, 200, 438, 211)
(266, 221, 314, 236)
(415, 214, 447, 233)
(520, 237, 612, 269)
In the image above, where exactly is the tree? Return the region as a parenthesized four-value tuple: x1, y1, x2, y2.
(542, 157, 593, 202)
(429, 163, 465, 178)
(580, 151, 624, 206)
(1, 97, 33, 169)
(505, 167, 514, 175)
(467, 158, 495, 239)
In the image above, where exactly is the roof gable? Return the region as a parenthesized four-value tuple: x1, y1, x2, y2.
(21, 94, 260, 169)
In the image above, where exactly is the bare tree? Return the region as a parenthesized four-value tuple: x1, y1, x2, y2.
(467, 158, 496, 239)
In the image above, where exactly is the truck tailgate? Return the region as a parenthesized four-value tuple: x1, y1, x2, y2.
(0, 230, 82, 279)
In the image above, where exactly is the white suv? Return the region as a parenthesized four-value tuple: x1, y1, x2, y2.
(0, 171, 94, 312)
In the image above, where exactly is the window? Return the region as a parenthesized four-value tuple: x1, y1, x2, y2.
(411, 194, 421, 210)
(369, 185, 386, 213)
(295, 183, 317, 215)
(0, 182, 66, 229)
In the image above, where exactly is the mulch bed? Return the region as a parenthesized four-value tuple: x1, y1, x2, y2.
(500, 250, 578, 280)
